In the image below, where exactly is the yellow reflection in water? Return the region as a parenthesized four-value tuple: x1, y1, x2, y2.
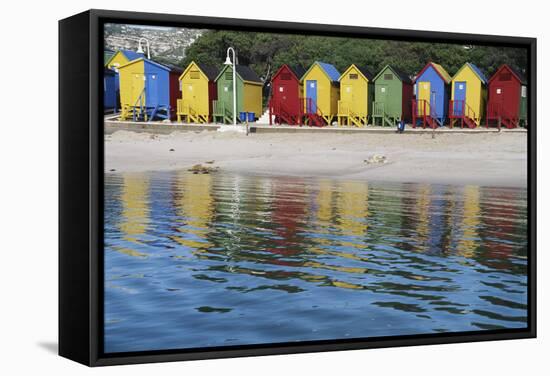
(317, 180, 333, 224)
(119, 173, 150, 243)
(331, 280, 364, 290)
(307, 181, 372, 276)
(446, 187, 457, 234)
(336, 181, 369, 237)
(110, 246, 148, 258)
(172, 172, 214, 249)
(457, 185, 480, 258)
(303, 259, 367, 274)
(416, 184, 431, 249)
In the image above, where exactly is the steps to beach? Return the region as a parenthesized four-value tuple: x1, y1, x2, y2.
(256, 108, 271, 125)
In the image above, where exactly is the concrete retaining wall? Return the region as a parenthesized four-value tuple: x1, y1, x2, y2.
(104, 119, 527, 135)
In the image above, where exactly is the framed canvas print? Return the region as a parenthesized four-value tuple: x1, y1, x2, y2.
(59, 9, 536, 366)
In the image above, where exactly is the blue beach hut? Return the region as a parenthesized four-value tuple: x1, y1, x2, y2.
(118, 57, 182, 121)
(413, 62, 452, 127)
(104, 68, 117, 111)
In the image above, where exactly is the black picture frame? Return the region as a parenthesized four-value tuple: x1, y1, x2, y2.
(59, 9, 537, 367)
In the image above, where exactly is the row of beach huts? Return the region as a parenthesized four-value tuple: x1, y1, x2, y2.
(104, 49, 528, 129)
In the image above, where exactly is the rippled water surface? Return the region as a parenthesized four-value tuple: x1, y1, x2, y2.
(104, 171, 528, 353)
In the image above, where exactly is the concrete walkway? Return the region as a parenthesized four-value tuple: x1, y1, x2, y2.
(104, 119, 528, 135)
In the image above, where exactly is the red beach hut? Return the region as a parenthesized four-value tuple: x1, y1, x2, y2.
(268, 64, 306, 125)
(486, 64, 528, 128)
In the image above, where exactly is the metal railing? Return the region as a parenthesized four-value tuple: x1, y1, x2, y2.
(449, 100, 476, 120)
(338, 100, 350, 116)
(412, 99, 439, 128)
(486, 101, 516, 128)
(212, 100, 233, 121)
(449, 100, 477, 128)
(269, 97, 302, 125)
(372, 102, 385, 117)
(487, 101, 512, 121)
(338, 100, 365, 126)
(304, 97, 325, 117)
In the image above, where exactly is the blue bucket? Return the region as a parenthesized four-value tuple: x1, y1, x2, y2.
(239, 112, 247, 122)
(247, 112, 255, 122)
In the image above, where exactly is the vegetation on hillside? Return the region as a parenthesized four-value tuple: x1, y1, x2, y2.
(180, 30, 528, 82)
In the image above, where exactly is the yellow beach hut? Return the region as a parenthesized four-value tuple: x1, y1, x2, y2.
(302, 62, 341, 126)
(450, 62, 488, 128)
(104, 50, 144, 111)
(337, 64, 374, 127)
(177, 61, 219, 123)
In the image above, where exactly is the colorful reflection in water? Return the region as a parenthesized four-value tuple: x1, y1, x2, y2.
(104, 171, 528, 353)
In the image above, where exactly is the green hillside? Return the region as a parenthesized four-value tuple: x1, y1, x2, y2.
(180, 30, 528, 82)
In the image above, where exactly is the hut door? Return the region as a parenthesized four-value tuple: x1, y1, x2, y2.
(454, 81, 466, 115)
(378, 85, 387, 99)
(185, 83, 195, 106)
(146, 74, 159, 107)
(223, 84, 234, 111)
(418, 81, 430, 115)
(132, 74, 146, 106)
(306, 80, 317, 113)
(343, 84, 353, 110)
(490, 86, 504, 117)
(493, 86, 504, 104)
(278, 84, 287, 103)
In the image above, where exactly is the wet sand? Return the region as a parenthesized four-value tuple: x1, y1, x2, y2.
(104, 130, 527, 187)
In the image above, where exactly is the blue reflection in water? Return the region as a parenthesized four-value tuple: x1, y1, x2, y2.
(104, 171, 528, 353)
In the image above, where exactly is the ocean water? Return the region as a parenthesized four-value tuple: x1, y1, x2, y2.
(104, 171, 528, 353)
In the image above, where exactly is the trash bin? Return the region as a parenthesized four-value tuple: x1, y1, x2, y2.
(247, 112, 255, 122)
(397, 120, 405, 133)
(239, 112, 247, 122)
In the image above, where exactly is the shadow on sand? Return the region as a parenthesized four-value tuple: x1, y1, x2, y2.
(37, 341, 58, 354)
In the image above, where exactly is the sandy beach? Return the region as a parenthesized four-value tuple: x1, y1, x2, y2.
(105, 129, 527, 187)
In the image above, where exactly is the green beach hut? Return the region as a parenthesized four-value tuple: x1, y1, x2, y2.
(212, 65, 263, 124)
(372, 65, 413, 126)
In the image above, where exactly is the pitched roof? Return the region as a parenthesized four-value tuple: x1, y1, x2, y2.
(317, 62, 341, 82)
(162, 63, 184, 74)
(339, 64, 375, 82)
(508, 65, 527, 84)
(355, 65, 374, 81)
(215, 64, 262, 83)
(120, 49, 145, 61)
(432, 63, 452, 83)
(414, 62, 451, 84)
(468, 63, 488, 84)
(236, 65, 262, 83)
(489, 64, 527, 85)
(301, 61, 341, 83)
(180, 61, 219, 81)
(372, 64, 413, 84)
(196, 63, 219, 81)
(391, 67, 412, 84)
(289, 65, 306, 80)
(105, 49, 145, 67)
(453, 62, 488, 84)
(118, 57, 171, 72)
(272, 64, 306, 81)
(104, 49, 115, 65)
